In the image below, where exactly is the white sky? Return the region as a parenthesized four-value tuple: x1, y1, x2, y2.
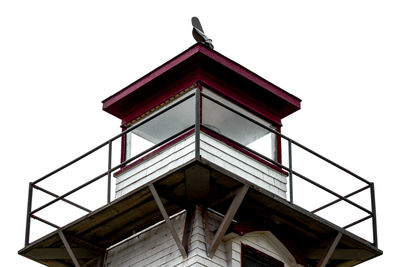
(1, 1, 399, 266)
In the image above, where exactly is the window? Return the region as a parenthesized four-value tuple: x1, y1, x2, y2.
(242, 244, 284, 267)
(125, 94, 195, 160)
(123, 87, 279, 164)
(202, 88, 277, 161)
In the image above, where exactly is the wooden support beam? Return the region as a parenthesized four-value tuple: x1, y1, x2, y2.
(208, 184, 249, 258)
(182, 207, 195, 254)
(207, 186, 244, 208)
(58, 230, 81, 267)
(201, 207, 212, 255)
(64, 234, 104, 254)
(96, 255, 104, 267)
(185, 165, 210, 201)
(316, 232, 343, 267)
(149, 184, 188, 258)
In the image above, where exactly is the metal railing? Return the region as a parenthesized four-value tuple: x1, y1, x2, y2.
(23, 88, 378, 248)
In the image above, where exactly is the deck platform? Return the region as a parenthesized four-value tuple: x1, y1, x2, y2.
(19, 158, 382, 267)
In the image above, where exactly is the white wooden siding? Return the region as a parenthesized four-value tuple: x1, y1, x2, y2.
(115, 132, 287, 199)
(199, 133, 287, 199)
(115, 134, 196, 198)
(105, 208, 302, 267)
(105, 207, 227, 267)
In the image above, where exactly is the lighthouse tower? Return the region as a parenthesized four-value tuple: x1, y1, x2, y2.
(19, 43, 382, 266)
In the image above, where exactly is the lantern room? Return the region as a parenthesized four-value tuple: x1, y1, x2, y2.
(103, 43, 301, 199)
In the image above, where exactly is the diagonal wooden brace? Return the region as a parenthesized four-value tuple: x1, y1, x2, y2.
(58, 230, 81, 267)
(317, 232, 343, 267)
(149, 184, 188, 258)
(208, 184, 249, 258)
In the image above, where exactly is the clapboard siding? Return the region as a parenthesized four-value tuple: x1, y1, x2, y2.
(199, 133, 287, 199)
(105, 209, 302, 267)
(109, 131, 291, 266)
(114, 132, 287, 199)
(105, 213, 185, 266)
(227, 231, 303, 267)
(105, 207, 228, 267)
(115, 134, 196, 198)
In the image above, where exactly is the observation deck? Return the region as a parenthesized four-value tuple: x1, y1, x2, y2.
(19, 90, 381, 266)
(19, 44, 382, 267)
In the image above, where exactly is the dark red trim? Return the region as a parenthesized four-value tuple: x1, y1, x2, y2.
(120, 73, 199, 126)
(197, 45, 301, 109)
(276, 126, 282, 164)
(199, 84, 203, 124)
(102, 43, 301, 121)
(102, 43, 301, 110)
(121, 70, 283, 128)
(115, 126, 287, 177)
(121, 126, 127, 164)
(114, 129, 195, 177)
(103, 44, 201, 110)
(201, 127, 288, 176)
(198, 78, 282, 126)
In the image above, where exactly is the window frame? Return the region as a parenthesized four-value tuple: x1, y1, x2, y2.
(120, 86, 284, 174)
(201, 87, 280, 163)
(241, 243, 284, 267)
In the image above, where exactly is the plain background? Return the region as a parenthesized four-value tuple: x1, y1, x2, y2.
(1, 1, 399, 266)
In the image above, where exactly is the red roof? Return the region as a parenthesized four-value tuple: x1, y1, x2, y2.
(102, 43, 301, 124)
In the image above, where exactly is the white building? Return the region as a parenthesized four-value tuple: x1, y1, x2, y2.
(19, 43, 382, 267)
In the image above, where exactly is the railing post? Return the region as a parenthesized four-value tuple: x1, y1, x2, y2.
(107, 141, 112, 204)
(195, 87, 201, 159)
(25, 182, 33, 246)
(370, 182, 378, 247)
(288, 140, 293, 204)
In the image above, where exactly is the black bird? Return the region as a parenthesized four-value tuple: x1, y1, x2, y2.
(191, 17, 214, 49)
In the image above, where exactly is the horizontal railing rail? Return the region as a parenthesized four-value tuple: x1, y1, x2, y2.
(201, 125, 373, 215)
(23, 88, 378, 249)
(311, 185, 370, 214)
(24, 91, 196, 246)
(201, 93, 370, 184)
(201, 92, 377, 246)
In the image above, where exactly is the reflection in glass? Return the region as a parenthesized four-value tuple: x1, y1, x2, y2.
(125, 95, 195, 160)
(202, 94, 276, 160)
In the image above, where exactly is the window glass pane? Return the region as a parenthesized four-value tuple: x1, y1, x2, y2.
(126, 95, 195, 160)
(202, 93, 276, 160)
(202, 88, 268, 126)
(242, 245, 284, 267)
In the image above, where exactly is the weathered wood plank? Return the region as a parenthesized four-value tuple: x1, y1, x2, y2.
(58, 230, 81, 267)
(208, 184, 249, 257)
(182, 208, 195, 253)
(149, 183, 187, 258)
(317, 232, 342, 267)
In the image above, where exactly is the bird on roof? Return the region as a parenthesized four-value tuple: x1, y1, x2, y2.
(191, 17, 214, 49)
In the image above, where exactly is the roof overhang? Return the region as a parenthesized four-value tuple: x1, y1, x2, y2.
(102, 44, 301, 123)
